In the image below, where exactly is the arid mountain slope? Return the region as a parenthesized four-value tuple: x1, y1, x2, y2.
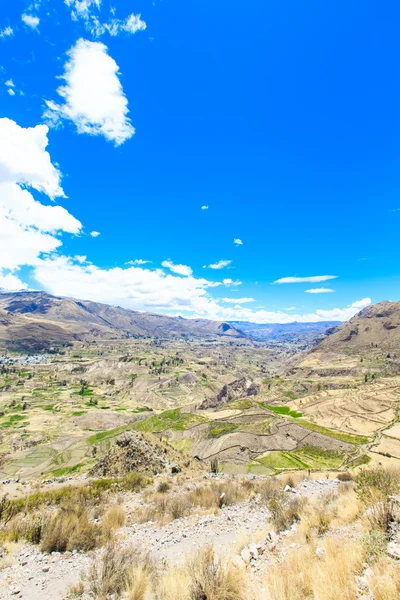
(0, 291, 246, 349)
(289, 301, 400, 377)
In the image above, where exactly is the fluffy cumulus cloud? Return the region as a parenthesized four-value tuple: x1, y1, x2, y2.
(89, 230, 100, 237)
(65, 0, 146, 38)
(33, 256, 221, 314)
(161, 260, 193, 277)
(274, 275, 337, 284)
(233, 238, 243, 246)
(201, 205, 209, 210)
(0, 118, 81, 286)
(44, 39, 134, 146)
(21, 14, 40, 29)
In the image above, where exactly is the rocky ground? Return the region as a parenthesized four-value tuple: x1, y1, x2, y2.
(0, 477, 340, 600)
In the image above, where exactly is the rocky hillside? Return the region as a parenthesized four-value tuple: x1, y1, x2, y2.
(0, 291, 246, 350)
(288, 301, 400, 377)
(310, 301, 400, 355)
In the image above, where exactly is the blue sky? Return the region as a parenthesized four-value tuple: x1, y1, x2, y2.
(0, 0, 399, 323)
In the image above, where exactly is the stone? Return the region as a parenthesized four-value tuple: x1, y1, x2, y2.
(240, 547, 252, 564)
(387, 542, 400, 560)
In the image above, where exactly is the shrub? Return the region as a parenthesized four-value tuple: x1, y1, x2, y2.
(41, 505, 99, 553)
(268, 495, 306, 532)
(258, 478, 284, 504)
(157, 480, 171, 494)
(187, 546, 248, 600)
(363, 530, 388, 564)
(337, 472, 353, 482)
(121, 472, 153, 492)
(102, 505, 125, 540)
(86, 544, 141, 600)
(355, 467, 400, 504)
(367, 500, 399, 535)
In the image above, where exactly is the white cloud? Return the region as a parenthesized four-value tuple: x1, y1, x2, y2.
(305, 287, 334, 294)
(7, 88, 15, 96)
(33, 256, 221, 314)
(0, 271, 28, 291)
(233, 238, 243, 246)
(0, 118, 82, 272)
(125, 259, 151, 266)
(0, 118, 64, 198)
(273, 275, 338, 284)
(162, 260, 193, 277)
(222, 297, 254, 304)
(21, 14, 40, 29)
(0, 27, 14, 38)
(223, 278, 242, 286)
(29, 256, 373, 325)
(284, 306, 296, 311)
(5, 79, 14, 88)
(201, 205, 209, 210)
(44, 39, 134, 146)
(65, 0, 146, 38)
(89, 230, 100, 237)
(206, 259, 232, 270)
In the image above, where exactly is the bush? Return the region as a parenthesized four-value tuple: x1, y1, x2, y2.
(363, 530, 388, 564)
(367, 500, 399, 535)
(41, 505, 99, 553)
(86, 544, 153, 600)
(258, 478, 284, 504)
(121, 472, 153, 492)
(337, 472, 353, 482)
(187, 546, 248, 600)
(157, 480, 171, 494)
(268, 495, 306, 532)
(355, 467, 400, 504)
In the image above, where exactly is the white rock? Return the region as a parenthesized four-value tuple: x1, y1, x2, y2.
(387, 542, 400, 560)
(241, 547, 252, 564)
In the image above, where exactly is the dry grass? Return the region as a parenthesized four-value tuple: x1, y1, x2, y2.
(368, 559, 400, 600)
(79, 542, 250, 600)
(366, 499, 400, 535)
(268, 494, 307, 532)
(101, 504, 125, 539)
(86, 543, 148, 600)
(41, 504, 99, 553)
(136, 480, 253, 525)
(187, 546, 249, 600)
(355, 466, 400, 504)
(264, 536, 365, 600)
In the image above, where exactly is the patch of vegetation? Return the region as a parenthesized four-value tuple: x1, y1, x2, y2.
(72, 410, 87, 417)
(260, 403, 302, 418)
(296, 419, 369, 444)
(87, 425, 130, 445)
(350, 454, 371, 468)
(239, 419, 272, 434)
(208, 423, 239, 438)
(230, 398, 254, 410)
(252, 446, 345, 471)
(0, 473, 152, 524)
(133, 408, 208, 433)
(51, 463, 84, 477)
